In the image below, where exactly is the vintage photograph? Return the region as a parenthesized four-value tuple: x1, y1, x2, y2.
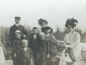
(0, 0, 86, 65)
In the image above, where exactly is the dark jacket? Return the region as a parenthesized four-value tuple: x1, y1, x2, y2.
(13, 39, 22, 54)
(29, 34, 41, 52)
(20, 47, 32, 60)
(10, 24, 27, 48)
(17, 47, 32, 65)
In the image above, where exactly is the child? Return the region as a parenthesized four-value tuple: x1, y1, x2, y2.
(20, 39, 32, 65)
(29, 27, 41, 65)
(41, 26, 59, 65)
(12, 30, 22, 65)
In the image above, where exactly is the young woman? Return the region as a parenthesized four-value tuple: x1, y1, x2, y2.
(38, 18, 49, 65)
(59, 18, 81, 65)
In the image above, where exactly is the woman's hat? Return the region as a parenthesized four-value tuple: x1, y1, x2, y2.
(65, 18, 78, 28)
(38, 18, 48, 26)
(41, 26, 53, 33)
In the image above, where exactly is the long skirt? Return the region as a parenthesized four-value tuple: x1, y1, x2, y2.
(39, 51, 48, 65)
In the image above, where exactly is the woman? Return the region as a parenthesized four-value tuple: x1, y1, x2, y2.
(38, 18, 49, 65)
(38, 18, 48, 28)
(41, 26, 58, 65)
(59, 18, 81, 65)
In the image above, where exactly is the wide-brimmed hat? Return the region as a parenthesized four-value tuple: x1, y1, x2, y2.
(41, 26, 53, 34)
(38, 18, 48, 26)
(65, 18, 78, 28)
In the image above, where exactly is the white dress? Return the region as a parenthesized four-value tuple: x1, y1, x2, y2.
(59, 31, 81, 65)
(64, 31, 81, 59)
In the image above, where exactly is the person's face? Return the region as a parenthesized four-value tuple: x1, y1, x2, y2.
(41, 22, 47, 27)
(15, 33, 21, 39)
(15, 19, 20, 24)
(23, 34, 27, 39)
(22, 40, 28, 48)
(32, 29, 38, 34)
(45, 30, 49, 34)
(66, 25, 73, 33)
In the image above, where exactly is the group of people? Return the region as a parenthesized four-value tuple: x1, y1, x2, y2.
(9, 16, 81, 65)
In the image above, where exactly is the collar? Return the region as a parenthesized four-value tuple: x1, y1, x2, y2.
(15, 24, 20, 26)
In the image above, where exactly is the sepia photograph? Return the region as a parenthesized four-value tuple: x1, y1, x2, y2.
(0, 0, 86, 65)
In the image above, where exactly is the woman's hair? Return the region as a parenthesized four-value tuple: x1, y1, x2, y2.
(65, 18, 78, 28)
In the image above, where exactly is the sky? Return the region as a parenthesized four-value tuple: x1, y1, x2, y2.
(0, 0, 86, 31)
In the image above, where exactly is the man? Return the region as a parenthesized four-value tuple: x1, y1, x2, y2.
(29, 27, 41, 65)
(10, 16, 27, 48)
(10, 16, 27, 65)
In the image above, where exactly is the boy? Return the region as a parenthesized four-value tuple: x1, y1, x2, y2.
(29, 27, 41, 65)
(12, 30, 22, 65)
(20, 39, 32, 65)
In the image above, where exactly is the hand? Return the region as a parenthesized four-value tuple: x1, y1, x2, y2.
(14, 53, 16, 58)
(52, 57, 57, 62)
(66, 45, 71, 48)
(75, 57, 80, 62)
(46, 54, 50, 58)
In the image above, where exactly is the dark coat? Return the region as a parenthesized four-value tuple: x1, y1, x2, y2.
(10, 24, 27, 48)
(17, 47, 32, 65)
(29, 34, 41, 52)
(14, 39, 22, 54)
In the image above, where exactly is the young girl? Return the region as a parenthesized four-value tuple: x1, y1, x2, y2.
(59, 18, 81, 65)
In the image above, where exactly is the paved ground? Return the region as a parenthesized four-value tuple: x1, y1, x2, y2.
(79, 60, 86, 65)
(0, 60, 13, 65)
(79, 51, 86, 65)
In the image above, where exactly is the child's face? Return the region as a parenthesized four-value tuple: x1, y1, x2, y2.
(45, 30, 49, 34)
(45, 29, 51, 34)
(22, 40, 28, 48)
(32, 29, 38, 34)
(15, 33, 21, 39)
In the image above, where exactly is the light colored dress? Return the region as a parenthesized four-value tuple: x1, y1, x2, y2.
(59, 31, 81, 65)
(64, 31, 81, 59)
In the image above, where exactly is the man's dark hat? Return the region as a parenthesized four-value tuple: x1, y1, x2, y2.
(15, 16, 21, 19)
(41, 26, 53, 33)
(38, 18, 48, 26)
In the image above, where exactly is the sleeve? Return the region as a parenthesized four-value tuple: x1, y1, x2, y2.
(10, 27, 14, 48)
(38, 32, 45, 40)
(22, 26, 27, 35)
(10, 27, 13, 41)
(29, 48, 32, 57)
(28, 35, 32, 48)
(70, 32, 80, 48)
(21, 26, 28, 39)
(50, 35, 57, 43)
